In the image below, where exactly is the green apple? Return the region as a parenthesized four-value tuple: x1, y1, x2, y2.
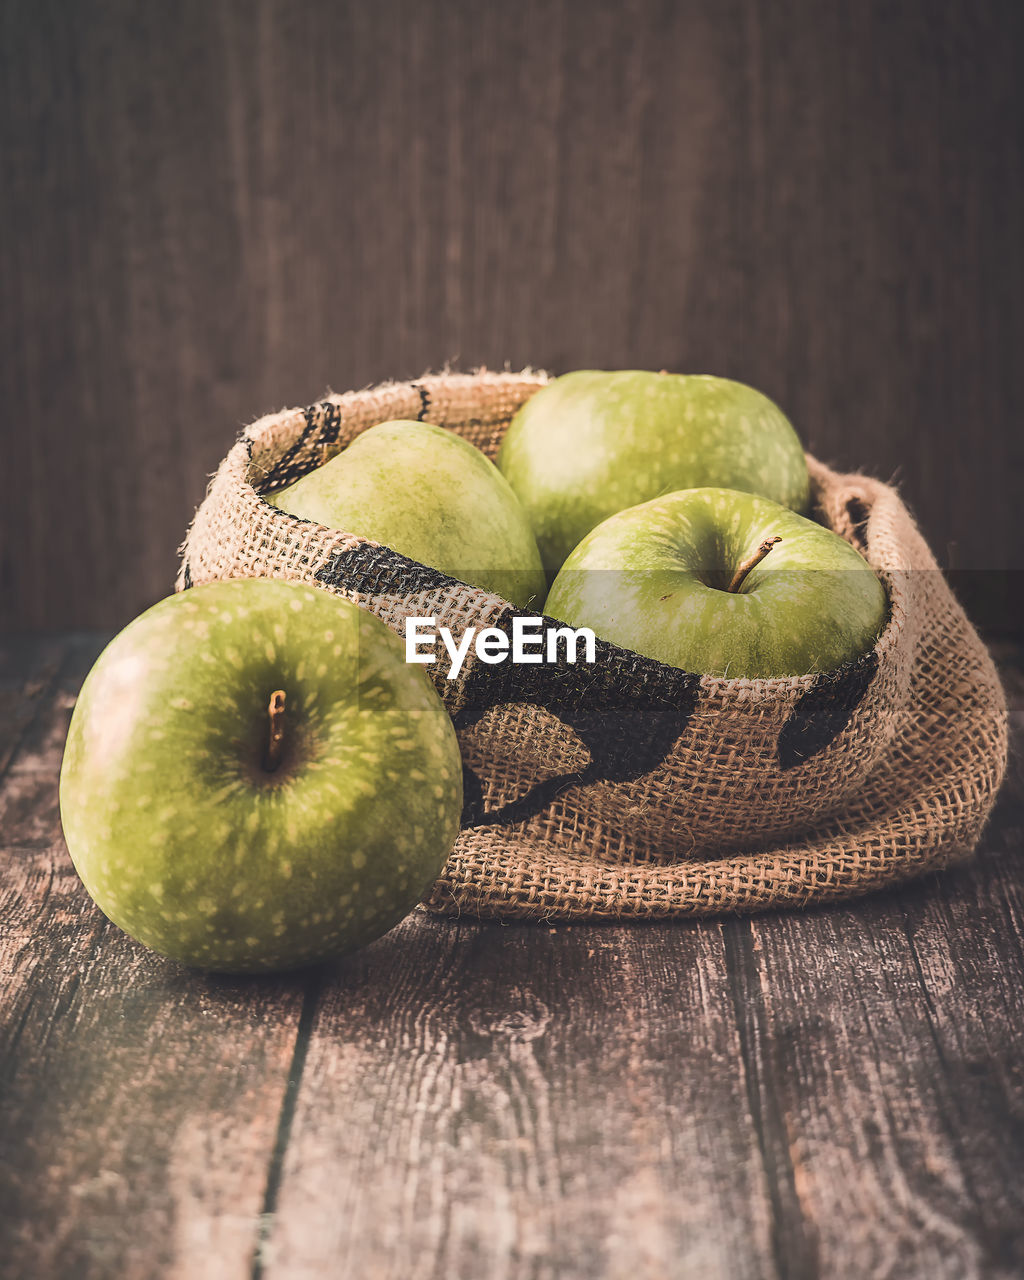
(498, 370, 811, 577)
(544, 488, 887, 678)
(269, 419, 547, 609)
(59, 579, 463, 973)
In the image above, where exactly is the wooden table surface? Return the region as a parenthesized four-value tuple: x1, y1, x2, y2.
(2, 632, 1022, 1280)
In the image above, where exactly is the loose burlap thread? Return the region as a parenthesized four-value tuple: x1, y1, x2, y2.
(178, 371, 1008, 919)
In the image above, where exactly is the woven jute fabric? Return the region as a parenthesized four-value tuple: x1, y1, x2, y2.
(178, 370, 1008, 919)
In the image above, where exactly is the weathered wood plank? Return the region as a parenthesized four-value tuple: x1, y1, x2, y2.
(0, 634, 70, 779)
(0, 635, 310, 1280)
(253, 853, 1024, 1279)
(732, 861, 1024, 1278)
(259, 915, 776, 1280)
(1, 636, 115, 848)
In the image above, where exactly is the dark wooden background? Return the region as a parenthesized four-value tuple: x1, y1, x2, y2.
(2, 0, 1022, 633)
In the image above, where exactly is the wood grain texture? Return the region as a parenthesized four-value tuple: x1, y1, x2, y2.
(1, 634, 1023, 1278)
(0, 636, 314, 1280)
(1, 0, 1022, 631)
(266, 922, 775, 1279)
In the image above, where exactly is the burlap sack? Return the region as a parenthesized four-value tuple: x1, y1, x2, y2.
(178, 371, 1008, 919)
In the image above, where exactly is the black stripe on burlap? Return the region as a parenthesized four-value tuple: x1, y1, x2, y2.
(777, 651, 879, 770)
(315, 542, 456, 599)
(454, 618, 702, 827)
(259, 401, 344, 493)
(413, 383, 431, 421)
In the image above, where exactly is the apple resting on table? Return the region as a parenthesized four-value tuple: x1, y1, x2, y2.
(544, 488, 888, 679)
(497, 370, 811, 577)
(59, 579, 463, 973)
(269, 419, 547, 610)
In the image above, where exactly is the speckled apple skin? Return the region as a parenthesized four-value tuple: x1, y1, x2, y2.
(498, 371, 812, 577)
(270, 419, 547, 610)
(544, 489, 888, 679)
(59, 579, 463, 973)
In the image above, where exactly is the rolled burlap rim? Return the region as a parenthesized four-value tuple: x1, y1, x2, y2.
(178, 370, 1008, 919)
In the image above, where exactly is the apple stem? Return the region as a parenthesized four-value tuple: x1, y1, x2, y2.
(263, 690, 287, 772)
(728, 537, 782, 593)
